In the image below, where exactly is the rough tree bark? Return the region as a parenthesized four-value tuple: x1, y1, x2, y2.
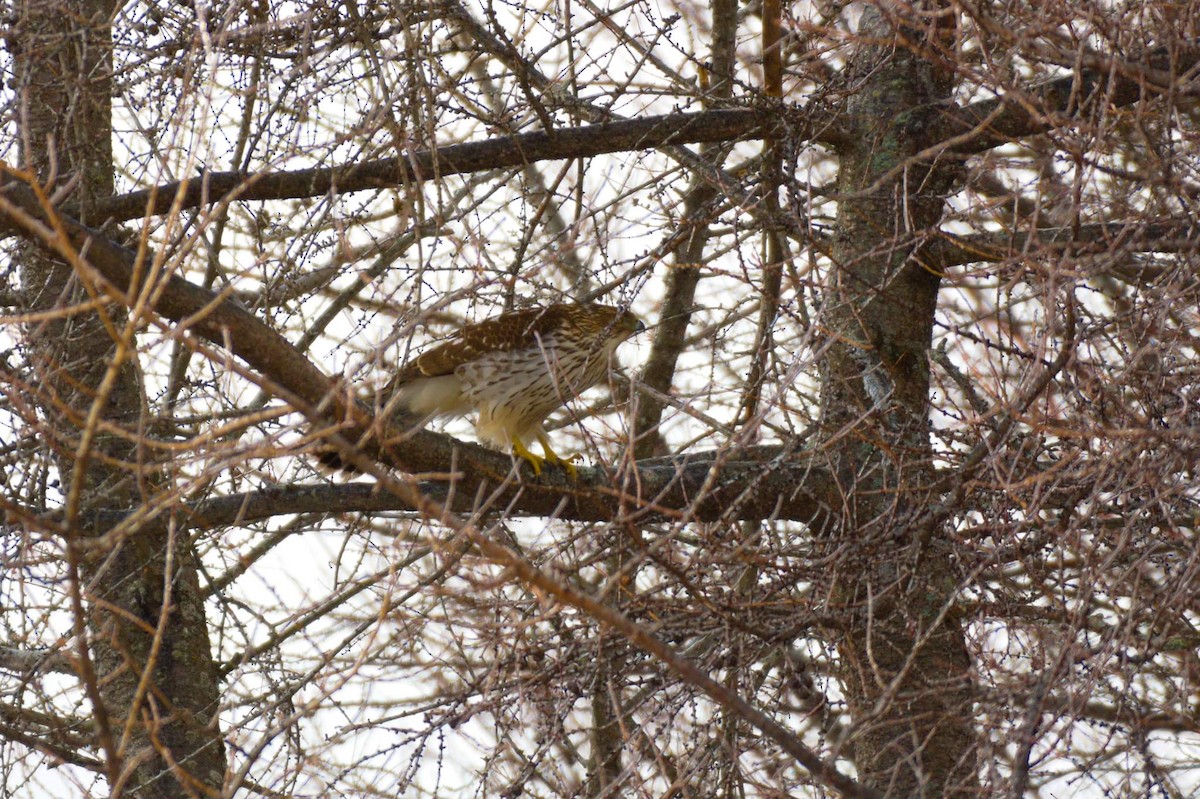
(11, 1, 226, 795)
(819, 5, 978, 795)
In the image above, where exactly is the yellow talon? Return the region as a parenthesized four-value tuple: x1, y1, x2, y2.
(537, 433, 580, 478)
(510, 435, 582, 478)
(511, 438, 545, 475)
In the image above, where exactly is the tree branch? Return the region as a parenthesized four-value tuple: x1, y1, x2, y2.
(923, 220, 1199, 270)
(39, 109, 774, 229)
(69, 451, 836, 537)
(943, 43, 1200, 153)
(0, 177, 836, 529)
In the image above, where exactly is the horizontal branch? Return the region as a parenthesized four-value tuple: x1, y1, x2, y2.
(82, 108, 772, 225)
(0, 180, 836, 528)
(78, 451, 836, 534)
(7, 46, 1191, 237)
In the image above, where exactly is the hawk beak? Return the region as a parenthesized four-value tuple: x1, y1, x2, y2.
(634, 319, 647, 334)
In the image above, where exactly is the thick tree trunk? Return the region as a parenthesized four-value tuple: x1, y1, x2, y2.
(820, 5, 978, 795)
(11, 1, 226, 795)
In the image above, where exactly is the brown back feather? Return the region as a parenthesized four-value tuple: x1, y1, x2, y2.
(394, 304, 621, 381)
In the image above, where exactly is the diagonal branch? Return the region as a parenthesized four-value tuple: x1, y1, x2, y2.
(0, 177, 837, 529)
(2, 178, 870, 798)
(941, 43, 1200, 153)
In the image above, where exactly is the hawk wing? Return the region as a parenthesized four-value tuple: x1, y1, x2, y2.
(381, 306, 569, 421)
(393, 306, 564, 382)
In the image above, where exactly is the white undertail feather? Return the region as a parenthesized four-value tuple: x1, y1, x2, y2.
(389, 375, 470, 418)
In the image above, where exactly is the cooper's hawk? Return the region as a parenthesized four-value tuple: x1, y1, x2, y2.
(375, 302, 644, 475)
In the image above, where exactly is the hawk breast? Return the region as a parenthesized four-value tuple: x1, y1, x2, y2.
(457, 332, 601, 440)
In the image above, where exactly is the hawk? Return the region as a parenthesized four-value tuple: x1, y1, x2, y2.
(376, 302, 644, 475)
